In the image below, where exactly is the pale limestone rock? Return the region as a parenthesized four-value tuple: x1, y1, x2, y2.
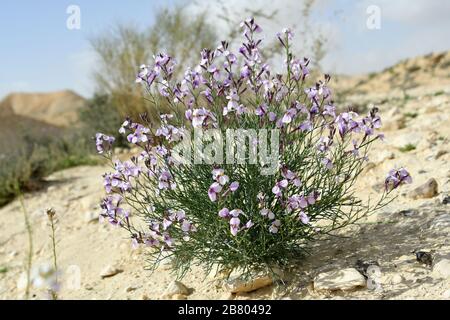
(314, 268, 366, 291)
(161, 280, 190, 299)
(432, 259, 450, 279)
(409, 178, 439, 199)
(100, 265, 123, 279)
(225, 275, 273, 294)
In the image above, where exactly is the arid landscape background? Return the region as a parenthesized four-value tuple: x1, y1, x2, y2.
(0, 1, 449, 300)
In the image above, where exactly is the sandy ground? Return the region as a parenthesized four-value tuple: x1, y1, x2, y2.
(0, 77, 449, 300)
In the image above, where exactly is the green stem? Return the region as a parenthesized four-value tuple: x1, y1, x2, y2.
(18, 191, 32, 300)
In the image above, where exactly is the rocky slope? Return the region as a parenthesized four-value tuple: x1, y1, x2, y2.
(0, 90, 86, 127)
(0, 54, 449, 300)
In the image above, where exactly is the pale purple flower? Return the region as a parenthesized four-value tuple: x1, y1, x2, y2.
(118, 119, 130, 135)
(298, 212, 310, 224)
(207, 64, 221, 80)
(335, 112, 360, 138)
(208, 182, 223, 202)
(268, 112, 277, 122)
(272, 179, 289, 197)
(95, 133, 115, 154)
(127, 124, 150, 144)
(176, 210, 186, 221)
(212, 168, 224, 180)
(306, 192, 316, 205)
(317, 137, 332, 153)
(163, 233, 174, 247)
(361, 108, 382, 136)
(282, 168, 301, 187)
(103, 173, 123, 193)
(245, 220, 254, 229)
(181, 220, 196, 233)
(240, 65, 251, 79)
(145, 238, 160, 247)
(351, 139, 360, 157)
(299, 120, 313, 132)
(230, 181, 239, 192)
(260, 208, 275, 220)
(322, 158, 333, 170)
(255, 104, 268, 117)
(162, 218, 172, 230)
(385, 167, 412, 191)
(323, 104, 336, 118)
(287, 195, 308, 211)
(230, 217, 241, 236)
(190, 108, 217, 128)
(229, 209, 243, 217)
(269, 220, 281, 234)
(218, 208, 230, 218)
(281, 108, 297, 124)
(158, 170, 176, 190)
(100, 195, 129, 226)
(115, 160, 140, 180)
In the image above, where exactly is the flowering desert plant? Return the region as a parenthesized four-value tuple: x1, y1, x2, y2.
(96, 19, 411, 279)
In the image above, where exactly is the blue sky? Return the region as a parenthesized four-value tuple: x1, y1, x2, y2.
(1, 0, 449, 99)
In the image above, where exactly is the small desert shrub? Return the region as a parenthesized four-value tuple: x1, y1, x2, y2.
(399, 143, 416, 153)
(404, 112, 418, 119)
(97, 19, 411, 278)
(0, 131, 96, 206)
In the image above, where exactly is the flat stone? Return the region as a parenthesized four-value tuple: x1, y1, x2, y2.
(100, 265, 123, 279)
(432, 259, 450, 279)
(161, 281, 190, 299)
(225, 275, 273, 294)
(409, 178, 439, 199)
(314, 268, 366, 291)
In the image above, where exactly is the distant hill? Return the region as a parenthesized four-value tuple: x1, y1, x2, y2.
(0, 90, 87, 127)
(335, 51, 450, 99)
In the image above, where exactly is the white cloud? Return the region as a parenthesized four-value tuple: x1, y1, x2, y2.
(186, 0, 450, 75)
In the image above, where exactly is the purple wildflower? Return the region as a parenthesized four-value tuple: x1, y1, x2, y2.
(385, 167, 412, 191)
(230, 181, 239, 192)
(272, 179, 289, 197)
(269, 220, 281, 234)
(260, 208, 275, 220)
(298, 212, 310, 224)
(158, 170, 176, 190)
(335, 112, 360, 138)
(95, 133, 115, 154)
(255, 104, 268, 117)
(230, 217, 241, 236)
(127, 124, 150, 144)
(218, 208, 230, 218)
(208, 182, 222, 202)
